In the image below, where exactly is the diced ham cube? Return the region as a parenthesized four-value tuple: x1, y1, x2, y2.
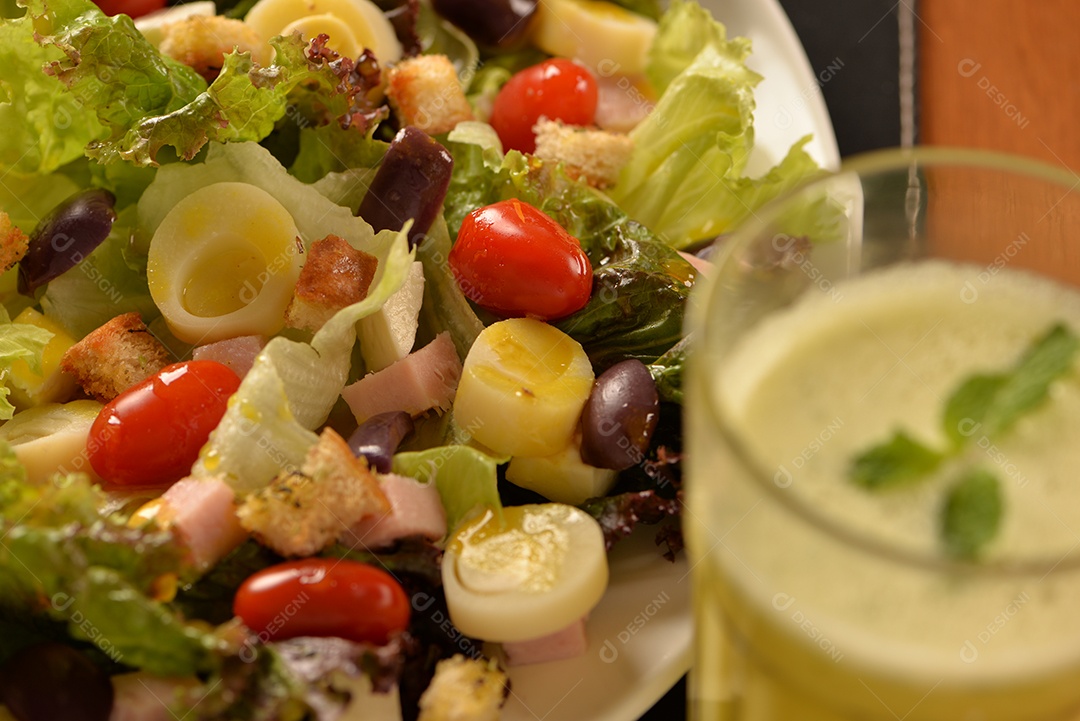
(109, 673, 199, 721)
(160, 477, 247, 571)
(192, 335, 266, 378)
(343, 473, 447, 549)
(342, 332, 461, 423)
(503, 617, 588, 666)
(678, 250, 712, 278)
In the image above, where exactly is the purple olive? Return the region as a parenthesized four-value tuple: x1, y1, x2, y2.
(348, 411, 415, 473)
(432, 0, 537, 49)
(580, 359, 660, 470)
(357, 126, 453, 249)
(0, 643, 113, 721)
(18, 188, 117, 296)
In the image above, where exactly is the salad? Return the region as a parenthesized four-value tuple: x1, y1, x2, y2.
(0, 0, 826, 716)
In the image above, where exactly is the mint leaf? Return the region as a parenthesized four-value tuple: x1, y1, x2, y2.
(942, 468, 1002, 559)
(984, 323, 1080, 434)
(942, 374, 1008, 448)
(941, 324, 1078, 448)
(850, 430, 945, 490)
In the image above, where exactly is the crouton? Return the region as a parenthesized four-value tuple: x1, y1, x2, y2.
(59, 312, 172, 402)
(237, 428, 390, 557)
(0, 212, 29, 274)
(285, 234, 378, 333)
(159, 16, 270, 83)
(387, 55, 474, 135)
(533, 120, 634, 189)
(417, 656, 508, 721)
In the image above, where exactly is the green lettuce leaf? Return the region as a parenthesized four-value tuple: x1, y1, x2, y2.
(609, 0, 825, 248)
(23, 0, 386, 167)
(393, 445, 504, 530)
(0, 307, 53, 419)
(0, 470, 217, 674)
(0, 168, 83, 237)
(645, 0, 758, 96)
(25, 0, 208, 164)
(290, 124, 388, 184)
(417, 215, 485, 360)
(554, 220, 694, 368)
(0, 1, 105, 176)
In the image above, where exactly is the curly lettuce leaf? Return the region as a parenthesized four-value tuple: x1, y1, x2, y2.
(609, 0, 825, 248)
(442, 124, 696, 367)
(646, 0, 759, 96)
(0, 3, 105, 176)
(0, 470, 217, 674)
(24, 0, 208, 162)
(22, 0, 387, 167)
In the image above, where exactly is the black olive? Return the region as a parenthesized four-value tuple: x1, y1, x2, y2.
(431, 0, 537, 49)
(348, 411, 415, 473)
(356, 126, 454, 249)
(18, 188, 117, 296)
(580, 359, 660, 470)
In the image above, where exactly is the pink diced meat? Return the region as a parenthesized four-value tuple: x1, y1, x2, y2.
(192, 335, 266, 378)
(594, 74, 653, 133)
(109, 674, 199, 721)
(342, 332, 461, 423)
(343, 473, 447, 549)
(678, 250, 712, 278)
(161, 477, 247, 571)
(503, 617, 588, 666)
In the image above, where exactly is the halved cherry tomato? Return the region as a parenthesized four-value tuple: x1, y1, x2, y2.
(87, 360, 241, 489)
(449, 198, 593, 320)
(234, 559, 410, 645)
(92, 0, 166, 18)
(489, 58, 598, 154)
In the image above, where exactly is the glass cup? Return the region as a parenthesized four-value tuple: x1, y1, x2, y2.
(685, 148, 1080, 721)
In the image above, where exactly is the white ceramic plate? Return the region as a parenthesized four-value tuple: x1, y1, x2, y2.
(501, 2, 839, 719)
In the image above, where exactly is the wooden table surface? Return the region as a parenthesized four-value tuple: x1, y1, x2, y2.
(921, 0, 1080, 169)
(920, 0, 1080, 280)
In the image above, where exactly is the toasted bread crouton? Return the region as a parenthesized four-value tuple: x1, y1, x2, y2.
(533, 120, 634, 189)
(237, 428, 390, 557)
(0, 212, 29, 274)
(285, 234, 378, 333)
(59, 312, 172, 402)
(387, 55, 474, 135)
(159, 16, 270, 82)
(418, 656, 508, 721)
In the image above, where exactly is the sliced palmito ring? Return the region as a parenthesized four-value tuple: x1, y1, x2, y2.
(441, 504, 608, 642)
(147, 182, 303, 344)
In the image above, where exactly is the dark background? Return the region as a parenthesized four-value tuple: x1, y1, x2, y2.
(640, 1, 906, 717)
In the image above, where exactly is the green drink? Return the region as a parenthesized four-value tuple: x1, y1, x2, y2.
(686, 150, 1080, 721)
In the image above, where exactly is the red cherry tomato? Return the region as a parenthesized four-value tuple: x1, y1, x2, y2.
(92, 0, 166, 18)
(234, 559, 411, 645)
(490, 58, 599, 154)
(87, 360, 241, 489)
(449, 198, 593, 320)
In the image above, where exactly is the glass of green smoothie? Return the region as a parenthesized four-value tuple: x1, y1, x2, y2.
(685, 148, 1080, 721)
